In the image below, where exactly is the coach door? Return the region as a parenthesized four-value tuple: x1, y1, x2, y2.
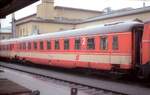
(132, 26, 143, 66)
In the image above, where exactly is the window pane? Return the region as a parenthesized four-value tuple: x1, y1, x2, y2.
(10, 44, 12, 50)
(113, 36, 118, 50)
(4, 45, 6, 50)
(55, 40, 59, 49)
(28, 42, 31, 50)
(47, 41, 51, 49)
(19, 44, 21, 50)
(21, 43, 23, 50)
(34, 42, 37, 49)
(100, 36, 108, 50)
(40, 41, 43, 50)
(6, 45, 9, 50)
(8, 45, 10, 50)
(23, 43, 26, 50)
(64, 39, 69, 50)
(75, 39, 80, 50)
(87, 38, 95, 49)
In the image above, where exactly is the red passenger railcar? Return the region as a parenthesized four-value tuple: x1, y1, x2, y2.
(0, 21, 150, 78)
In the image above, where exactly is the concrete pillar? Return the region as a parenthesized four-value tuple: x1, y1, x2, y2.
(12, 13, 16, 38)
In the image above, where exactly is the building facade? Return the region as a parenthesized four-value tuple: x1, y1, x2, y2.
(15, 0, 150, 38)
(76, 7, 150, 28)
(15, 0, 103, 37)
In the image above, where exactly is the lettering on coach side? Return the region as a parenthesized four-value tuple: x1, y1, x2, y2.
(81, 37, 86, 45)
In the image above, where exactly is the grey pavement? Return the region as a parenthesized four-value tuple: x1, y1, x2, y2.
(0, 68, 87, 95)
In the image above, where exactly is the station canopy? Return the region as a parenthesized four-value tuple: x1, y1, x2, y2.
(0, 0, 38, 18)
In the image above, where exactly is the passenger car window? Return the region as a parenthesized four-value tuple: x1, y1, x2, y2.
(40, 41, 43, 50)
(28, 42, 31, 50)
(19, 43, 22, 50)
(112, 35, 118, 50)
(75, 39, 80, 50)
(55, 40, 59, 50)
(34, 42, 37, 49)
(64, 39, 69, 50)
(100, 36, 108, 50)
(47, 40, 51, 49)
(87, 38, 95, 49)
(23, 43, 26, 50)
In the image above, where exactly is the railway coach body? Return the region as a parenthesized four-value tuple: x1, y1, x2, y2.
(142, 21, 150, 65)
(0, 21, 149, 77)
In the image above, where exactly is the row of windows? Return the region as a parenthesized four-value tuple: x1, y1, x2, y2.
(0, 44, 14, 50)
(0, 36, 118, 51)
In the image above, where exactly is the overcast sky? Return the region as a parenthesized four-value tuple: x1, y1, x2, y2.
(1, 0, 150, 27)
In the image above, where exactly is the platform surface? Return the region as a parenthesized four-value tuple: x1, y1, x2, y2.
(0, 68, 87, 95)
(1, 62, 150, 95)
(0, 78, 32, 95)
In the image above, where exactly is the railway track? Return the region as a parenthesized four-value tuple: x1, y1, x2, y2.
(0, 62, 150, 95)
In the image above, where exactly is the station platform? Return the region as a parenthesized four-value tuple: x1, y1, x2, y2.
(0, 70, 32, 95)
(0, 68, 87, 95)
(0, 79, 32, 95)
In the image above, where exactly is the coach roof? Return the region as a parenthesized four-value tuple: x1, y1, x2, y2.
(0, 21, 143, 44)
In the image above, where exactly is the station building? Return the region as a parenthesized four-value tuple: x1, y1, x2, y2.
(15, 0, 150, 38)
(15, 0, 103, 37)
(0, 26, 12, 40)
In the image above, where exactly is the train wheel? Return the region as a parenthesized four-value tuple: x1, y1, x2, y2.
(137, 68, 145, 79)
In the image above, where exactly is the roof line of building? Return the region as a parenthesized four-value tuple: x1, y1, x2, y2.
(81, 6, 150, 23)
(16, 18, 77, 26)
(15, 5, 103, 23)
(15, 13, 36, 22)
(55, 6, 103, 13)
(15, 6, 150, 25)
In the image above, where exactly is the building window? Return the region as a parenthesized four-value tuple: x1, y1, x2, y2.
(100, 36, 108, 50)
(55, 40, 59, 50)
(40, 41, 43, 50)
(87, 38, 95, 50)
(47, 41, 51, 49)
(28, 42, 31, 50)
(22, 28, 25, 36)
(64, 39, 69, 50)
(32, 25, 39, 34)
(34, 42, 37, 49)
(112, 35, 118, 50)
(75, 39, 80, 50)
(19, 29, 22, 36)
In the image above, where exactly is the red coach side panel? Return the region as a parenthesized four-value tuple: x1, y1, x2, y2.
(142, 23, 150, 64)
